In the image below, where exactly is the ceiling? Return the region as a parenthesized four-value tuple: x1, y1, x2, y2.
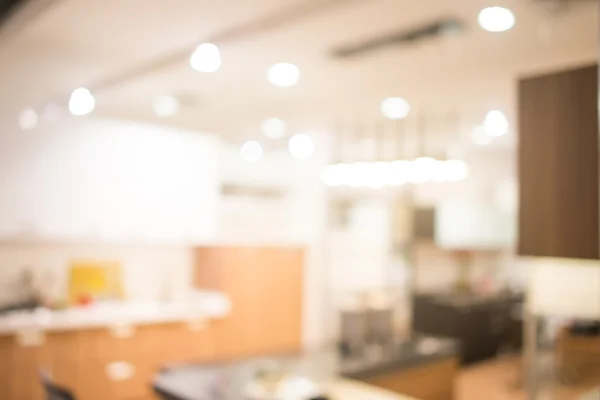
(0, 0, 597, 145)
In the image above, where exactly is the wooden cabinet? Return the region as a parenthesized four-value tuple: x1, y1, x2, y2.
(0, 322, 215, 400)
(194, 246, 304, 359)
(362, 357, 458, 400)
(518, 64, 599, 259)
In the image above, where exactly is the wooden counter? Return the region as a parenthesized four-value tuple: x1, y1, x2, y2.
(0, 321, 216, 400)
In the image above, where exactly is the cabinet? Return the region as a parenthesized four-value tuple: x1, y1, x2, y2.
(0, 322, 215, 400)
(518, 64, 599, 259)
(194, 246, 304, 359)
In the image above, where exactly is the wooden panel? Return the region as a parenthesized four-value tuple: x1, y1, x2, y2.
(518, 64, 599, 259)
(364, 357, 458, 400)
(194, 246, 304, 360)
(0, 335, 12, 400)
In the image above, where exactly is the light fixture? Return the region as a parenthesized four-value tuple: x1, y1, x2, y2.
(389, 160, 411, 186)
(411, 157, 438, 183)
(240, 140, 263, 162)
(471, 125, 493, 146)
(288, 133, 315, 160)
(190, 43, 221, 73)
(369, 162, 390, 188)
(380, 97, 410, 120)
(478, 7, 515, 33)
(68, 87, 95, 116)
(261, 118, 287, 139)
(153, 95, 180, 117)
(19, 108, 38, 130)
(268, 63, 300, 88)
(483, 110, 509, 137)
(444, 159, 469, 181)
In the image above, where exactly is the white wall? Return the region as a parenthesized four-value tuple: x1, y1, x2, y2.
(0, 117, 219, 305)
(0, 117, 219, 242)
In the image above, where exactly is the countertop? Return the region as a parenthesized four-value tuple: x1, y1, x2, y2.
(153, 336, 458, 400)
(0, 292, 230, 334)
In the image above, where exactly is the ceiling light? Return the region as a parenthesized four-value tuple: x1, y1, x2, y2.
(68, 87, 95, 116)
(349, 162, 371, 188)
(483, 110, 509, 137)
(369, 162, 390, 189)
(190, 43, 221, 73)
(261, 118, 287, 139)
(471, 125, 493, 145)
(478, 7, 515, 33)
(444, 160, 469, 181)
(380, 97, 410, 120)
(389, 160, 411, 186)
(288, 133, 315, 160)
(268, 63, 300, 88)
(19, 108, 38, 130)
(240, 141, 263, 162)
(153, 95, 180, 117)
(411, 157, 438, 183)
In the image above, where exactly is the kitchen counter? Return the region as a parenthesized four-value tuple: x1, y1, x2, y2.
(0, 292, 230, 334)
(153, 336, 459, 400)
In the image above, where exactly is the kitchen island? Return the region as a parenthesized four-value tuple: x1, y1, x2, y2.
(153, 336, 459, 400)
(0, 294, 230, 400)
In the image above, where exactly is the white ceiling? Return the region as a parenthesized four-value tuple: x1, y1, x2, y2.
(0, 0, 597, 145)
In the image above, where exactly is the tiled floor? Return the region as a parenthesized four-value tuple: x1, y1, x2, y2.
(457, 355, 600, 400)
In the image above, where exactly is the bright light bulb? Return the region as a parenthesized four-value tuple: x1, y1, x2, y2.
(261, 118, 287, 139)
(411, 157, 438, 183)
(349, 162, 371, 188)
(389, 160, 411, 186)
(153, 95, 180, 117)
(68, 87, 95, 116)
(368, 162, 390, 188)
(478, 7, 515, 33)
(190, 43, 222, 73)
(471, 125, 493, 145)
(19, 108, 38, 130)
(288, 133, 315, 160)
(484, 110, 509, 137)
(268, 63, 300, 87)
(240, 141, 263, 162)
(380, 97, 410, 120)
(445, 159, 469, 181)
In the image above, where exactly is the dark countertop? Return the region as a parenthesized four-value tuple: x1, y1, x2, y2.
(153, 336, 459, 400)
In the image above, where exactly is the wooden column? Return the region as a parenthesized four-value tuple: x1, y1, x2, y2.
(518, 64, 599, 259)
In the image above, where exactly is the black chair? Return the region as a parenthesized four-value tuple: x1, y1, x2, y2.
(40, 371, 76, 400)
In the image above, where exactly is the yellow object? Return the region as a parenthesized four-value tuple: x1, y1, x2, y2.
(68, 260, 124, 305)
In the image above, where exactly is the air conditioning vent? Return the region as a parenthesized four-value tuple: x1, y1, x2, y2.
(331, 17, 465, 59)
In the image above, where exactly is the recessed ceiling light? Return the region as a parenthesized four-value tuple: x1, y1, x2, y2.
(19, 108, 38, 130)
(288, 133, 315, 160)
(380, 97, 410, 120)
(240, 140, 263, 162)
(153, 95, 180, 117)
(190, 43, 221, 73)
(261, 118, 287, 139)
(268, 63, 300, 88)
(478, 7, 515, 33)
(68, 87, 95, 116)
(483, 110, 509, 137)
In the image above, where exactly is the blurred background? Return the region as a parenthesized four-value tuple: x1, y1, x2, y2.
(0, 1, 598, 400)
